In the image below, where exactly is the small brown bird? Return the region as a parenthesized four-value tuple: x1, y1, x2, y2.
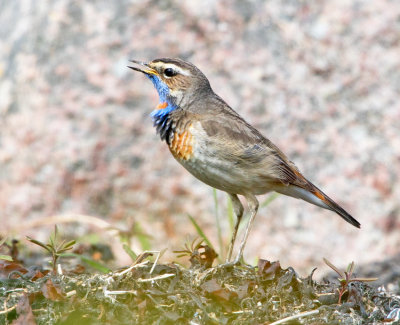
(129, 58, 360, 264)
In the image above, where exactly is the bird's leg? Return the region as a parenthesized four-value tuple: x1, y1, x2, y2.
(233, 194, 259, 264)
(226, 193, 244, 262)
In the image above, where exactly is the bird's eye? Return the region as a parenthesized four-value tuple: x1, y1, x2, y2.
(164, 68, 177, 77)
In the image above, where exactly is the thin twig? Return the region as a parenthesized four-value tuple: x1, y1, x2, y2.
(113, 260, 150, 277)
(65, 290, 76, 297)
(103, 289, 137, 296)
(149, 249, 167, 274)
(0, 304, 17, 315)
(137, 273, 176, 282)
(267, 309, 319, 325)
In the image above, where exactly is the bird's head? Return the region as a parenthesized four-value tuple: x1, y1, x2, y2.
(128, 58, 211, 111)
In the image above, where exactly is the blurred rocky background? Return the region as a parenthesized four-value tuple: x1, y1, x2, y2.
(0, 0, 399, 276)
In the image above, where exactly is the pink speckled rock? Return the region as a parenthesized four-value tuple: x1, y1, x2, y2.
(0, 0, 399, 274)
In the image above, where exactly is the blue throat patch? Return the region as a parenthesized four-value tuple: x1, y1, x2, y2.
(147, 74, 177, 143)
(147, 74, 177, 119)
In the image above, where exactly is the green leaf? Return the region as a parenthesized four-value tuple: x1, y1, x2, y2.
(79, 256, 111, 273)
(123, 244, 138, 262)
(26, 237, 52, 253)
(188, 214, 215, 251)
(347, 261, 355, 275)
(49, 226, 57, 248)
(54, 225, 59, 240)
(57, 246, 75, 254)
(63, 240, 76, 250)
(260, 192, 279, 208)
(134, 223, 152, 251)
(46, 243, 55, 251)
(0, 255, 13, 261)
(61, 253, 111, 273)
(213, 189, 223, 260)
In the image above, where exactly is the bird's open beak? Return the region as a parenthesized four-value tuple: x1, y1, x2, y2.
(128, 59, 158, 76)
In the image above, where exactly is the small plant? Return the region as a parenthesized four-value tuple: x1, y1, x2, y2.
(188, 191, 279, 264)
(117, 220, 152, 253)
(174, 237, 204, 258)
(174, 237, 217, 268)
(323, 258, 378, 303)
(27, 226, 76, 273)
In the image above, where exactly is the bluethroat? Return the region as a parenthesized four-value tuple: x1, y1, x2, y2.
(129, 58, 360, 264)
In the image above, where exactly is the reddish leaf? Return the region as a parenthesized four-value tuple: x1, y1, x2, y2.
(41, 279, 64, 301)
(201, 278, 222, 293)
(187, 244, 218, 268)
(71, 264, 86, 274)
(11, 294, 36, 325)
(197, 245, 218, 268)
(258, 259, 282, 279)
(201, 278, 237, 302)
(211, 288, 238, 302)
(236, 282, 255, 300)
(30, 270, 49, 281)
(0, 260, 28, 279)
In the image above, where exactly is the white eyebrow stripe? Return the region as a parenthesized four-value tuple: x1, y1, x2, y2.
(164, 63, 191, 76)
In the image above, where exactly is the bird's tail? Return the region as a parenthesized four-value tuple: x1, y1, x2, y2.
(276, 183, 361, 228)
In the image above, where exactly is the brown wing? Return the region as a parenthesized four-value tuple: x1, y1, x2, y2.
(199, 108, 310, 188)
(199, 111, 360, 228)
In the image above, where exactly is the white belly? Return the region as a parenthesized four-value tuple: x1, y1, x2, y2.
(171, 124, 274, 195)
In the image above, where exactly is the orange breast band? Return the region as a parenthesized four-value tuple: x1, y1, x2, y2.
(169, 127, 194, 160)
(156, 102, 168, 110)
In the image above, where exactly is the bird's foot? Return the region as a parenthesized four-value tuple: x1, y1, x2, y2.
(216, 256, 251, 269)
(218, 259, 241, 269)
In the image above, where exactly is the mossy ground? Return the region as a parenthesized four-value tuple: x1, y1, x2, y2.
(1, 256, 399, 325)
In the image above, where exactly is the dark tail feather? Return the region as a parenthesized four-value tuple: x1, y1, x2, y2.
(311, 186, 361, 228)
(324, 195, 360, 228)
(276, 183, 361, 228)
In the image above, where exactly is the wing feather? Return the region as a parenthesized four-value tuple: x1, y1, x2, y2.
(199, 110, 308, 187)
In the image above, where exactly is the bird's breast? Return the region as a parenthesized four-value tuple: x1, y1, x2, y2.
(167, 121, 278, 195)
(168, 122, 242, 193)
(168, 124, 195, 161)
